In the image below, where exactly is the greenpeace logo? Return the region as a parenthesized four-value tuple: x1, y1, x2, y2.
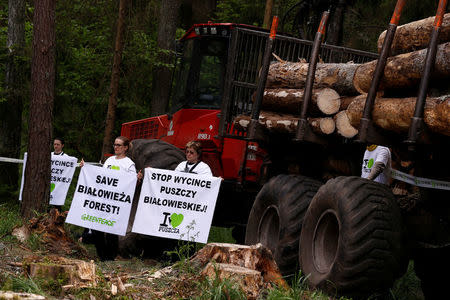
(81, 214, 116, 226)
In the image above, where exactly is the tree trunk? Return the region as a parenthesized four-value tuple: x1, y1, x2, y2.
(263, 0, 274, 29)
(266, 61, 360, 95)
(346, 95, 450, 136)
(326, 0, 346, 46)
(101, 0, 128, 159)
(353, 42, 450, 94)
(377, 13, 450, 56)
(0, 0, 26, 191)
(150, 0, 181, 116)
(259, 88, 341, 115)
(22, 0, 56, 219)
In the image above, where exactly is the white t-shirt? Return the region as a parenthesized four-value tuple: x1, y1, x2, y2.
(175, 161, 212, 176)
(361, 146, 391, 184)
(51, 151, 68, 156)
(103, 156, 136, 174)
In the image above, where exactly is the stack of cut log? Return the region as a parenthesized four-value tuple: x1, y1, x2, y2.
(234, 13, 450, 138)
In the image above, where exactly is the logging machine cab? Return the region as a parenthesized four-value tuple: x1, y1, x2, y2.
(120, 22, 377, 184)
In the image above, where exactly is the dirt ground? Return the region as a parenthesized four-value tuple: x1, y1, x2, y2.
(0, 209, 209, 299)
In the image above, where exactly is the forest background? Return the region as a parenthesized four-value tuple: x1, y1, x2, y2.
(0, 0, 441, 199)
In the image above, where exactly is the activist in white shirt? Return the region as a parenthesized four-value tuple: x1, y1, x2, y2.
(76, 135, 142, 261)
(175, 141, 212, 176)
(361, 144, 391, 185)
(51, 137, 68, 156)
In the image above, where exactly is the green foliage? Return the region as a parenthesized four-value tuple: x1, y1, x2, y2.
(264, 271, 351, 300)
(0, 275, 45, 296)
(194, 266, 247, 300)
(214, 0, 266, 26)
(0, 201, 22, 239)
(391, 261, 424, 300)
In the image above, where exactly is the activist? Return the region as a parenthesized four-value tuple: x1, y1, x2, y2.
(175, 141, 212, 176)
(52, 138, 67, 156)
(361, 144, 391, 185)
(79, 136, 142, 260)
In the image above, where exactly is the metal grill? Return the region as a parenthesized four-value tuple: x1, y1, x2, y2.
(127, 120, 159, 140)
(221, 27, 378, 138)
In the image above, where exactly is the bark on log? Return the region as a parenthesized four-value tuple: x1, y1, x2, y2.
(353, 42, 450, 94)
(346, 95, 450, 136)
(339, 95, 360, 110)
(259, 88, 341, 115)
(378, 13, 450, 56)
(334, 110, 358, 138)
(266, 61, 361, 95)
(234, 111, 335, 135)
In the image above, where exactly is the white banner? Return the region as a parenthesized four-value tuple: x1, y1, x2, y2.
(50, 154, 78, 205)
(132, 168, 221, 243)
(391, 169, 450, 191)
(65, 164, 137, 236)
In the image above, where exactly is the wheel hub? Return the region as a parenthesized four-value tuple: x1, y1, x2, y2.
(312, 209, 339, 273)
(257, 205, 280, 255)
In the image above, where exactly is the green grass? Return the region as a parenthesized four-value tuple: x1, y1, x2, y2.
(0, 200, 23, 241)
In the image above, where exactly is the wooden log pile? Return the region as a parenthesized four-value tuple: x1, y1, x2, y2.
(233, 13, 450, 139)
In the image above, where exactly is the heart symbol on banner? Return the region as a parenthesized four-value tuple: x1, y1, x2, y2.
(170, 213, 184, 228)
(50, 183, 56, 192)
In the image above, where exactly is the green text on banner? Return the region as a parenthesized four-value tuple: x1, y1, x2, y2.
(65, 164, 137, 236)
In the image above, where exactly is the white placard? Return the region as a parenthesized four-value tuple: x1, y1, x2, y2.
(65, 164, 137, 236)
(132, 168, 221, 243)
(50, 154, 78, 205)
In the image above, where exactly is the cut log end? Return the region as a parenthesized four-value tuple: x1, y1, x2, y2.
(309, 117, 335, 135)
(334, 111, 358, 138)
(316, 88, 341, 115)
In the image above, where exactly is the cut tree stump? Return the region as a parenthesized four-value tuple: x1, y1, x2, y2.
(345, 95, 450, 136)
(353, 42, 450, 94)
(266, 61, 361, 95)
(23, 255, 97, 287)
(191, 243, 288, 291)
(201, 263, 263, 300)
(258, 88, 341, 115)
(378, 13, 450, 56)
(234, 111, 335, 135)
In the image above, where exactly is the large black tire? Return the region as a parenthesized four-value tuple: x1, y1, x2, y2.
(245, 174, 322, 276)
(130, 139, 185, 171)
(118, 139, 185, 258)
(300, 176, 407, 298)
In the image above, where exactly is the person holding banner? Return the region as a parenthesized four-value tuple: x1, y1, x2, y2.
(52, 138, 67, 156)
(175, 141, 212, 176)
(79, 136, 142, 260)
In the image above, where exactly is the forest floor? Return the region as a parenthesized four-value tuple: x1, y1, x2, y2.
(0, 205, 426, 300)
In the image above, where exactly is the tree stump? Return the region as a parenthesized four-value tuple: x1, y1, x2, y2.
(23, 255, 97, 287)
(191, 243, 288, 291)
